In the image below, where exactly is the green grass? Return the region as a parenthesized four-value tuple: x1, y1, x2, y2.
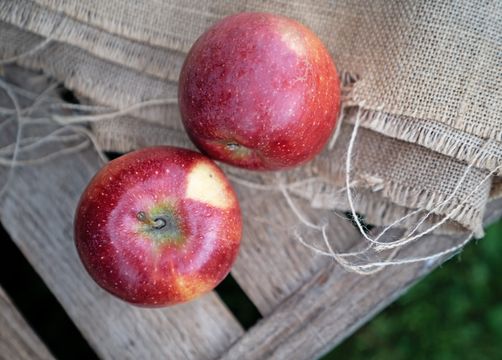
(322, 219, 502, 360)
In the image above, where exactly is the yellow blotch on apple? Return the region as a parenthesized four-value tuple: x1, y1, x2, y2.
(185, 161, 234, 209)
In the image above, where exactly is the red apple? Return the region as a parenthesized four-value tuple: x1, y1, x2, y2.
(74, 146, 241, 306)
(179, 12, 340, 170)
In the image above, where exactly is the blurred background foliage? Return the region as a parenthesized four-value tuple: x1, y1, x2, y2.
(322, 219, 502, 360)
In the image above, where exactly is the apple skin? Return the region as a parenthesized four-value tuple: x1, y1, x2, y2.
(179, 12, 340, 170)
(74, 146, 242, 307)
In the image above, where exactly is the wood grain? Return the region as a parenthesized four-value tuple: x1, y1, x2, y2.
(221, 198, 502, 360)
(0, 137, 243, 359)
(0, 286, 54, 360)
(231, 184, 360, 315)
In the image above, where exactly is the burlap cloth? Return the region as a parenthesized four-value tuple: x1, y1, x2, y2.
(1, 0, 501, 237)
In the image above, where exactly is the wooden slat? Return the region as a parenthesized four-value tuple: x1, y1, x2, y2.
(222, 198, 502, 359)
(0, 286, 54, 360)
(0, 139, 243, 359)
(231, 185, 359, 315)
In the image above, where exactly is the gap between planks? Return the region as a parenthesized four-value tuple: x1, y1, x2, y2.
(0, 285, 54, 360)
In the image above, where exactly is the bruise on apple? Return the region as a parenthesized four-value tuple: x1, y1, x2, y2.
(74, 147, 242, 307)
(185, 161, 235, 209)
(179, 12, 340, 170)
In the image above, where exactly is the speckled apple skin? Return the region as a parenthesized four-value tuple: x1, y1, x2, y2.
(74, 147, 241, 307)
(179, 12, 340, 170)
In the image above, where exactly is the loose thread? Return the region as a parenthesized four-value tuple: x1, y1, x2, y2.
(21, 82, 60, 115)
(65, 125, 108, 164)
(373, 139, 493, 249)
(373, 164, 501, 251)
(52, 98, 178, 124)
(293, 210, 474, 273)
(320, 224, 377, 275)
(0, 117, 13, 132)
(279, 177, 392, 274)
(0, 78, 108, 174)
(0, 97, 110, 115)
(0, 38, 52, 65)
(328, 102, 345, 150)
(0, 122, 108, 167)
(288, 105, 498, 273)
(224, 105, 495, 273)
(349, 233, 473, 270)
(0, 133, 81, 156)
(344, 107, 490, 249)
(369, 156, 477, 249)
(229, 174, 340, 192)
(228, 175, 280, 191)
(49, 102, 110, 112)
(0, 81, 179, 172)
(345, 107, 375, 243)
(0, 81, 41, 101)
(279, 181, 322, 230)
(0, 140, 90, 166)
(0, 78, 23, 200)
(292, 226, 396, 275)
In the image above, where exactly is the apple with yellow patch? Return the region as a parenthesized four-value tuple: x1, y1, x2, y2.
(74, 146, 241, 307)
(179, 12, 340, 170)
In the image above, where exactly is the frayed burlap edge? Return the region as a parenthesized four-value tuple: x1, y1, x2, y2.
(90, 116, 194, 153)
(0, 0, 185, 81)
(350, 106, 502, 176)
(287, 174, 486, 237)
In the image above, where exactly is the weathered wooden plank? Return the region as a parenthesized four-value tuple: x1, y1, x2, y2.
(0, 286, 54, 360)
(231, 185, 359, 315)
(222, 198, 502, 360)
(481, 197, 502, 226)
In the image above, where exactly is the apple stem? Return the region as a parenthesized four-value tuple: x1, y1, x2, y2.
(225, 142, 241, 151)
(136, 211, 150, 224)
(137, 211, 168, 230)
(152, 218, 167, 229)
